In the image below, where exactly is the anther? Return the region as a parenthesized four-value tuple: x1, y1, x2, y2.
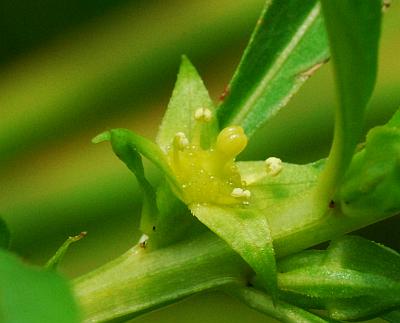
(174, 132, 189, 150)
(231, 187, 251, 198)
(194, 108, 212, 122)
(265, 157, 283, 176)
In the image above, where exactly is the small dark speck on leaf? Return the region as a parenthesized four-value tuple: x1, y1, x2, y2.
(299, 58, 330, 79)
(382, 0, 391, 12)
(219, 85, 230, 102)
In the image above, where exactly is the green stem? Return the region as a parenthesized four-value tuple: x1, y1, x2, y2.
(74, 233, 249, 323)
(73, 197, 395, 322)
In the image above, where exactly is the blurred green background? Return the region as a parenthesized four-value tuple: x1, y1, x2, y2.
(0, 1, 399, 322)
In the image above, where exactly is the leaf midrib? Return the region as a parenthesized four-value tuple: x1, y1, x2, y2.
(228, 2, 321, 127)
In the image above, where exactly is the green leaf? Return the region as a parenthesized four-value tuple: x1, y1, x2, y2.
(151, 180, 201, 248)
(383, 310, 400, 323)
(45, 232, 87, 270)
(226, 286, 332, 323)
(189, 160, 327, 297)
(278, 266, 400, 300)
(278, 250, 325, 273)
(0, 249, 80, 323)
(277, 236, 400, 321)
(93, 128, 161, 234)
(237, 160, 323, 210)
(318, 0, 382, 201)
(387, 107, 400, 128)
(217, 0, 329, 137)
(191, 203, 277, 297)
(327, 296, 400, 321)
(339, 111, 400, 217)
(93, 128, 181, 201)
(325, 235, 400, 281)
(0, 217, 10, 249)
(157, 56, 218, 151)
(324, 236, 400, 320)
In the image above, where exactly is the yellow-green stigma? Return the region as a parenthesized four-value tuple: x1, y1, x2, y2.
(167, 117, 249, 205)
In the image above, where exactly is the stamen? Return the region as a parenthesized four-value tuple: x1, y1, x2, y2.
(231, 187, 251, 198)
(265, 157, 283, 176)
(203, 108, 212, 122)
(174, 132, 189, 150)
(194, 107, 212, 122)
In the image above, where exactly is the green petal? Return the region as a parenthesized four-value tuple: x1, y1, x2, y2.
(191, 203, 277, 298)
(157, 56, 218, 151)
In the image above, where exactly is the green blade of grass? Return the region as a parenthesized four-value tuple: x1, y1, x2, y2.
(217, 0, 329, 137)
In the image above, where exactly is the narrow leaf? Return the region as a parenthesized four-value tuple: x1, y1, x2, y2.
(157, 56, 218, 151)
(0, 217, 10, 249)
(318, 0, 382, 201)
(93, 129, 161, 233)
(93, 128, 180, 196)
(45, 232, 87, 270)
(0, 249, 80, 323)
(218, 0, 329, 137)
(191, 204, 277, 297)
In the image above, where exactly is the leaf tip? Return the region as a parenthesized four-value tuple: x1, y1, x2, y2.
(92, 131, 111, 144)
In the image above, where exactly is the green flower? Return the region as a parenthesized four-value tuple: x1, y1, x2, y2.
(92, 57, 327, 297)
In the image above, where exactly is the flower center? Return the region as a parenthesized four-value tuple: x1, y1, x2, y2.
(167, 109, 250, 205)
